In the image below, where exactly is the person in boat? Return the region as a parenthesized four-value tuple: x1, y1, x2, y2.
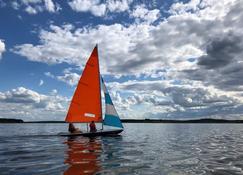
(68, 123, 81, 133)
(89, 121, 97, 132)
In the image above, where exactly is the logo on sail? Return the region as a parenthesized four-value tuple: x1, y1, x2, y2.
(84, 113, 96, 118)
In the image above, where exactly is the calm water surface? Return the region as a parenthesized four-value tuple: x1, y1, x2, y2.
(0, 123, 243, 175)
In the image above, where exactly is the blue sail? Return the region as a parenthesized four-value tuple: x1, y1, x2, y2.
(101, 78, 123, 128)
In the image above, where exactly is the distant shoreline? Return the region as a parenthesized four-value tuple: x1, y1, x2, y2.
(0, 118, 24, 123)
(1, 118, 243, 123)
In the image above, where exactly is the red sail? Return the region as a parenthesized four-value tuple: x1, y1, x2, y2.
(65, 46, 102, 123)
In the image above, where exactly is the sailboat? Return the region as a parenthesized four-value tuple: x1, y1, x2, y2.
(60, 45, 123, 137)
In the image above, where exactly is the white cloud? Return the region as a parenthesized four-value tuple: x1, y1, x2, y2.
(11, 0, 60, 14)
(43, 0, 55, 12)
(68, 0, 132, 16)
(39, 79, 44, 86)
(130, 5, 160, 24)
(13, 0, 242, 78)
(107, 0, 131, 12)
(10, 0, 243, 120)
(22, 0, 42, 3)
(0, 39, 5, 58)
(44, 72, 55, 78)
(104, 79, 243, 119)
(45, 69, 80, 86)
(51, 89, 57, 95)
(12, 23, 156, 73)
(169, 0, 201, 15)
(0, 87, 68, 121)
(13, 0, 243, 77)
(25, 5, 38, 14)
(0, 87, 41, 104)
(68, 0, 106, 17)
(91, 3, 106, 17)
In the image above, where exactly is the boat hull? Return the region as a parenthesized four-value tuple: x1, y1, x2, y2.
(59, 129, 123, 137)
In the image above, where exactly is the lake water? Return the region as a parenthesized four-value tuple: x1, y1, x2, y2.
(0, 123, 243, 175)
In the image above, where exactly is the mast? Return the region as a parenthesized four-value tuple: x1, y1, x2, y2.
(96, 44, 104, 130)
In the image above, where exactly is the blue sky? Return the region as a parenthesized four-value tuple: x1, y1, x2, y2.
(0, 0, 243, 121)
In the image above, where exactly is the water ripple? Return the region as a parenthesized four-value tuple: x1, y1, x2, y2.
(1, 124, 243, 174)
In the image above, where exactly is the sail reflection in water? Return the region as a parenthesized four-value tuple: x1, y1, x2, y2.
(64, 137, 102, 175)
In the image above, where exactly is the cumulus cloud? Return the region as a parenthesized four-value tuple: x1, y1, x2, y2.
(45, 68, 80, 86)
(105, 79, 243, 119)
(25, 5, 38, 14)
(107, 0, 131, 13)
(182, 62, 243, 92)
(169, 0, 201, 15)
(130, 5, 160, 24)
(0, 39, 5, 58)
(0, 87, 68, 121)
(13, 1, 242, 80)
(0, 87, 42, 104)
(197, 33, 243, 69)
(12, 0, 241, 75)
(68, 0, 106, 17)
(68, 0, 132, 16)
(13, 0, 223, 76)
(10, 0, 60, 14)
(43, 0, 56, 12)
(12, 23, 153, 72)
(9, 0, 243, 120)
(0, 87, 66, 109)
(180, 0, 243, 92)
(13, 21, 184, 75)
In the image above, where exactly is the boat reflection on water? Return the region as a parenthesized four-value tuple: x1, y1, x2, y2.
(64, 137, 102, 175)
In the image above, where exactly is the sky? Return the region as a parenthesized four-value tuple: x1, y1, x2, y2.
(0, 0, 243, 121)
